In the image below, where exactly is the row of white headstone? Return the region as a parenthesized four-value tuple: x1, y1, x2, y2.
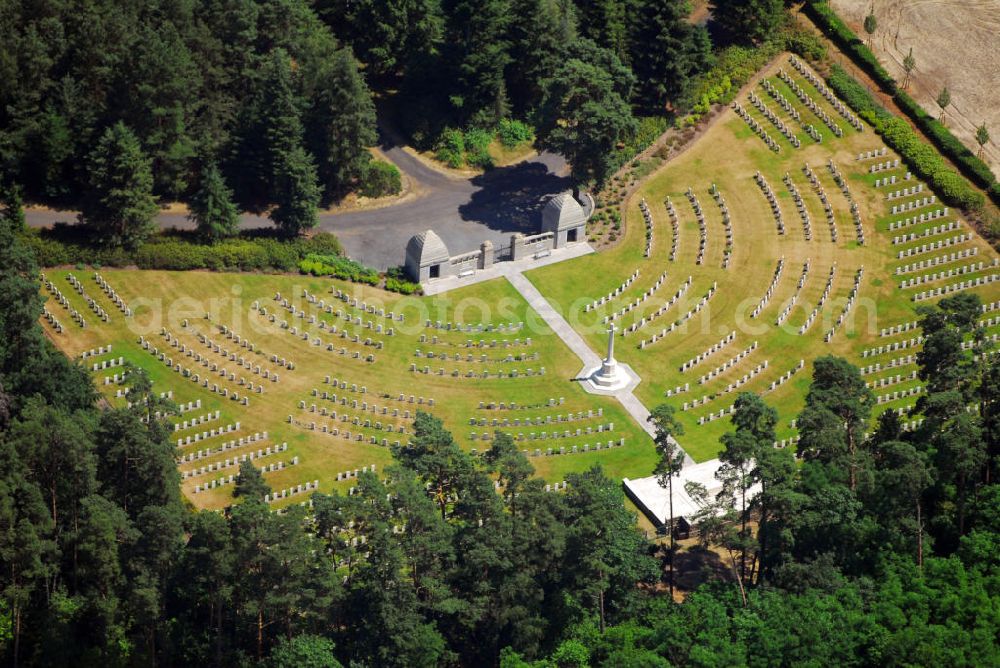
(776, 260, 811, 326)
(913, 273, 1000, 301)
(897, 233, 971, 259)
(900, 260, 994, 289)
(698, 341, 758, 385)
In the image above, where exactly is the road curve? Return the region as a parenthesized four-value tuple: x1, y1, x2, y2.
(26, 139, 571, 271)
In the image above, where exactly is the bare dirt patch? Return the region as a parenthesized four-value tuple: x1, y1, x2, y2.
(830, 0, 1000, 170)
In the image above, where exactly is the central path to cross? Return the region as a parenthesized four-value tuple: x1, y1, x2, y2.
(505, 271, 695, 466)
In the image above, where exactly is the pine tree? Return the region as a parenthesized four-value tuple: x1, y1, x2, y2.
(902, 47, 916, 89)
(710, 0, 785, 45)
(863, 6, 878, 47)
(976, 122, 990, 159)
(270, 146, 321, 236)
(443, 0, 512, 126)
(629, 0, 713, 113)
(81, 122, 159, 249)
(234, 460, 272, 501)
(649, 403, 685, 598)
(189, 164, 240, 241)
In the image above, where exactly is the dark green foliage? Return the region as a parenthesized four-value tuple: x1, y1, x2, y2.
(629, 0, 713, 113)
(359, 160, 403, 198)
(0, 0, 378, 228)
(535, 41, 638, 187)
(81, 122, 159, 250)
(497, 119, 535, 148)
(710, 0, 786, 45)
(270, 146, 322, 236)
(299, 253, 380, 285)
(189, 164, 240, 242)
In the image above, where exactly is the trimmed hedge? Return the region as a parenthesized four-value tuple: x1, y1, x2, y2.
(806, 0, 998, 206)
(299, 253, 379, 285)
(805, 1, 896, 92)
(23, 228, 345, 272)
(825, 65, 984, 210)
(359, 160, 402, 198)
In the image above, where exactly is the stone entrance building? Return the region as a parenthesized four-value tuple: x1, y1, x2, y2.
(404, 191, 590, 283)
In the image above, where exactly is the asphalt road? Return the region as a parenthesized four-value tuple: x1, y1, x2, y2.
(25, 142, 571, 271)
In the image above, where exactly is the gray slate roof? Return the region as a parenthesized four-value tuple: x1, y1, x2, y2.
(542, 192, 587, 233)
(406, 230, 451, 265)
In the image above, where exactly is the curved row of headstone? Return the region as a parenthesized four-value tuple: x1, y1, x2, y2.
(753, 257, 785, 318)
(776, 260, 811, 325)
(665, 197, 679, 261)
(761, 78, 802, 124)
(477, 397, 565, 411)
(732, 101, 781, 152)
(523, 439, 626, 458)
(409, 363, 545, 380)
(637, 281, 716, 349)
(710, 183, 734, 268)
(640, 198, 654, 258)
(285, 300, 387, 349)
(423, 319, 521, 333)
(469, 407, 603, 429)
(195, 331, 281, 377)
(913, 273, 1000, 301)
(301, 402, 409, 435)
(686, 187, 709, 265)
(783, 173, 812, 240)
(326, 287, 405, 322)
(868, 370, 919, 390)
(888, 207, 949, 231)
(764, 359, 806, 393)
(41, 273, 84, 327)
(144, 332, 265, 401)
(321, 377, 435, 413)
(93, 272, 132, 316)
(335, 464, 378, 482)
(860, 354, 917, 376)
(279, 317, 378, 364)
(747, 90, 801, 147)
(897, 233, 972, 259)
(723, 360, 769, 395)
(584, 270, 639, 312)
(879, 321, 919, 337)
(803, 163, 837, 242)
(185, 443, 289, 480)
(827, 160, 865, 244)
(799, 264, 837, 334)
(681, 330, 736, 372)
(875, 385, 923, 405)
(418, 333, 533, 350)
(604, 271, 669, 323)
(470, 423, 615, 444)
(824, 266, 864, 343)
(890, 195, 937, 216)
(698, 341, 758, 385)
(896, 247, 978, 275)
(777, 67, 843, 137)
(900, 260, 995, 289)
(415, 347, 540, 364)
(788, 54, 864, 130)
(754, 171, 785, 234)
(41, 307, 64, 333)
(68, 273, 111, 323)
(624, 276, 692, 337)
(773, 435, 801, 450)
(178, 430, 270, 464)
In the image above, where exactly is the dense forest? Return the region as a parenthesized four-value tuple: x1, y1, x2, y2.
(0, 0, 756, 231)
(2, 183, 999, 665)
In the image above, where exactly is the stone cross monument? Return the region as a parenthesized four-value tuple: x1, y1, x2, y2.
(590, 323, 627, 389)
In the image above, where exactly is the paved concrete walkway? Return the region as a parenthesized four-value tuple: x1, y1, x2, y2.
(504, 271, 695, 466)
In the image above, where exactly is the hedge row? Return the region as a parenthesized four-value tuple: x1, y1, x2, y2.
(23, 229, 345, 272)
(806, 0, 998, 206)
(826, 65, 984, 210)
